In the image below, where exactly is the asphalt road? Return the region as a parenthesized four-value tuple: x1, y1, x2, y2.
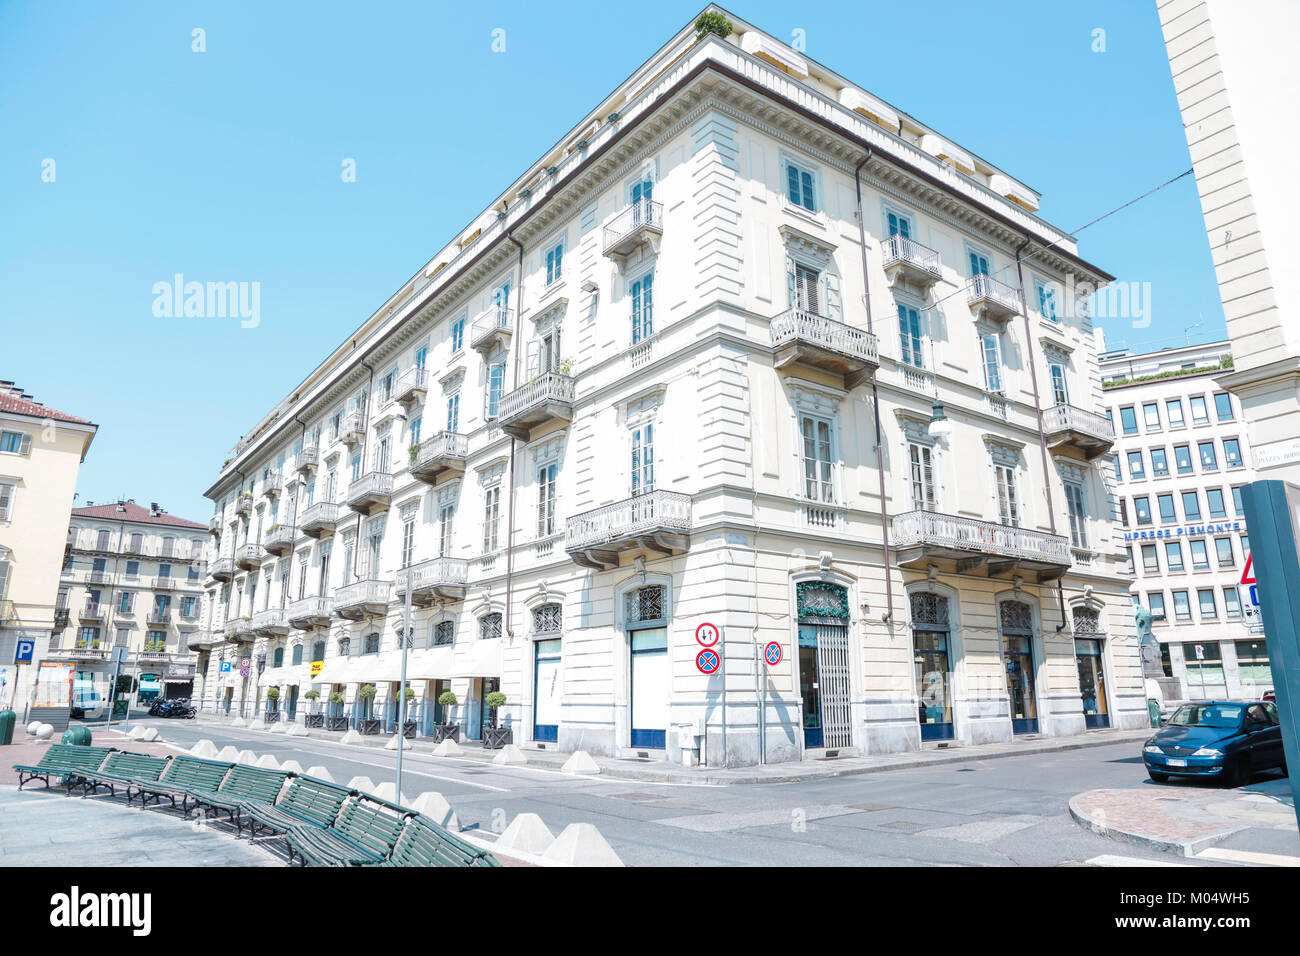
(136, 719, 1223, 866)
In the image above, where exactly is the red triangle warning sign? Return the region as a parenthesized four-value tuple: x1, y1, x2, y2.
(1240, 553, 1255, 587)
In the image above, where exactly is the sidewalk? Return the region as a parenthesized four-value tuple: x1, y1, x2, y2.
(188, 712, 1151, 785)
(1070, 777, 1300, 864)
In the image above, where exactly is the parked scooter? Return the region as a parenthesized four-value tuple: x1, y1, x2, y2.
(148, 698, 196, 719)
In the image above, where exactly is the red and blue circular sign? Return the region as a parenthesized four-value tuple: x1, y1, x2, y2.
(764, 641, 783, 666)
(695, 622, 720, 647)
(696, 648, 720, 675)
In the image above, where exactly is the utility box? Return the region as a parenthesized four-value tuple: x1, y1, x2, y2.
(676, 722, 701, 767)
(0, 709, 14, 746)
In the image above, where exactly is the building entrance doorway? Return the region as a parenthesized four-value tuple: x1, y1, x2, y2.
(1000, 601, 1039, 734)
(910, 592, 954, 741)
(797, 583, 852, 750)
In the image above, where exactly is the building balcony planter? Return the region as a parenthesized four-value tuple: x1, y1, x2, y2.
(471, 307, 513, 353)
(966, 274, 1022, 326)
(358, 718, 382, 735)
(299, 501, 340, 538)
(565, 490, 692, 571)
(287, 596, 332, 630)
(891, 510, 1072, 583)
(769, 308, 879, 389)
(263, 523, 295, 556)
(482, 726, 513, 750)
(881, 234, 942, 290)
(602, 198, 664, 261)
(210, 557, 235, 582)
(393, 366, 428, 406)
(346, 471, 393, 515)
(295, 445, 319, 473)
(1041, 403, 1115, 460)
(333, 580, 392, 620)
(497, 372, 575, 440)
(395, 557, 469, 607)
(409, 431, 468, 485)
(235, 543, 263, 571)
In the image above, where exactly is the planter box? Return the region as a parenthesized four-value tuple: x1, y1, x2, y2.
(482, 726, 513, 750)
(263, 711, 280, 724)
(304, 714, 323, 729)
(432, 724, 460, 743)
(358, 718, 382, 736)
(325, 715, 348, 732)
(402, 720, 418, 740)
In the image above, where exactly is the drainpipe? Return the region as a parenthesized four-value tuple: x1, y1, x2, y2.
(354, 362, 374, 584)
(1015, 238, 1069, 632)
(287, 417, 307, 610)
(503, 231, 526, 640)
(855, 151, 894, 624)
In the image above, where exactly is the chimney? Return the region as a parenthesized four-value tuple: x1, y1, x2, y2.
(150, 501, 160, 517)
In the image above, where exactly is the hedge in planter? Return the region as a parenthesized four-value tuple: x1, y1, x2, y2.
(433, 690, 460, 743)
(482, 691, 512, 749)
(357, 684, 381, 734)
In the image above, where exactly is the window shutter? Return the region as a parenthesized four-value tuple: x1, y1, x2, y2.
(785, 256, 796, 307)
(20, 434, 32, 455)
(0, 560, 9, 601)
(525, 341, 541, 380)
(0, 484, 11, 521)
(823, 272, 841, 320)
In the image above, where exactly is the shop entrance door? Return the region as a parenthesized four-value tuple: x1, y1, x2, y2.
(629, 627, 667, 749)
(533, 638, 562, 742)
(798, 623, 851, 749)
(1075, 638, 1109, 729)
(1000, 601, 1039, 734)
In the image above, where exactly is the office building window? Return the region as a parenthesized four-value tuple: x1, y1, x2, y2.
(1119, 407, 1138, 435)
(1223, 438, 1243, 469)
(1235, 640, 1270, 683)
(1214, 392, 1234, 422)
(1157, 493, 1176, 523)
(1172, 590, 1192, 621)
(1198, 440, 1218, 471)
(1174, 444, 1193, 474)
(1127, 451, 1145, 479)
(1141, 544, 1159, 574)
(1197, 589, 1218, 620)
(1206, 487, 1227, 519)
(1134, 495, 1151, 524)
(1166, 399, 1185, 428)
(1148, 592, 1166, 620)
(1150, 447, 1169, 477)
(1142, 402, 1161, 430)
(1189, 538, 1209, 570)
(1181, 491, 1201, 521)
(1164, 540, 1183, 571)
(1190, 395, 1209, 424)
(1214, 537, 1234, 568)
(1224, 587, 1242, 619)
(1232, 486, 1245, 516)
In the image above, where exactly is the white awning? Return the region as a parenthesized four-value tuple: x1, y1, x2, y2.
(451, 638, 502, 679)
(920, 133, 975, 175)
(404, 646, 455, 680)
(739, 30, 808, 79)
(837, 87, 899, 131)
(312, 657, 362, 686)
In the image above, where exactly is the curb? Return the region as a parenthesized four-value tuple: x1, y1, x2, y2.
(1068, 792, 1247, 858)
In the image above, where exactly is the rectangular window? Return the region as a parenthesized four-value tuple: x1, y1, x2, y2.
(968, 249, 990, 277)
(537, 464, 557, 538)
(995, 464, 1019, 527)
(414, 345, 428, 370)
(1198, 440, 1218, 471)
(1166, 399, 1185, 428)
(1150, 447, 1169, 477)
(1114, 456, 1122, 481)
(483, 486, 500, 552)
(909, 443, 936, 512)
(401, 514, 415, 569)
(1142, 402, 1161, 430)
(1224, 587, 1242, 620)
(1141, 544, 1159, 574)
(1172, 590, 1192, 621)
(1127, 451, 1145, 479)
(125, 560, 140, 579)
(0, 482, 13, 521)
(450, 315, 465, 353)
(1198, 588, 1218, 620)
(1050, 364, 1069, 406)
(545, 241, 564, 285)
(1189, 538, 1209, 570)
(1189, 395, 1209, 424)
(801, 416, 834, 503)
(1165, 540, 1184, 571)
(1134, 495, 1151, 525)
(898, 303, 924, 368)
(1174, 444, 1193, 474)
(1214, 392, 1234, 422)
(409, 415, 422, 445)
(1235, 639, 1270, 683)
(631, 270, 654, 343)
(1119, 407, 1138, 435)
(1232, 486, 1245, 516)
(1223, 438, 1243, 469)
(885, 208, 911, 238)
(1181, 490, 1201, 521)
(981, 332, 1002, 392)
(1148, 592, 1166, 621)
(794, 263, 820, 313)
(1206, 488, 1227, 519)
(0, 431, 25, 454)
(350, 453, 362, 483)
(1157, 493, 1176, 523)
(438, 503, 454, 557)
(1242, 534, 1250, 558)
(631, 424, 655, 496)
(1215, 536, 1234, 568)
(119, 592, 134, 613)
(785, 161, 816, 211)
(1035, 280, 1058, 321)
(486, 364, 505, 419)
(447, 394, 460, 434)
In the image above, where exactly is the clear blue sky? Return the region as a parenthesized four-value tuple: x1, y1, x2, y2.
(1, 0, 1224, 521)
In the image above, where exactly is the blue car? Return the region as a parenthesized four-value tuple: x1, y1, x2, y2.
(1143, 700, 1288, 786)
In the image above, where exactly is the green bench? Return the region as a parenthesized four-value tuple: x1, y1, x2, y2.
(78, 751, 171, 798)
(188, 765, 291, 823)
(384, 815, 501, 867)
(239, 775, 353, 841)
(13, 745, 115, 792)
(130, 756, 233, 811)
(284, 796, 411, 867)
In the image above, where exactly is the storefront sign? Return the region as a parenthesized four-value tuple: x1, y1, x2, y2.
(310, 660, 324, 677)
(1123, 520, 1243, 542)
(33, 662, 74, 707)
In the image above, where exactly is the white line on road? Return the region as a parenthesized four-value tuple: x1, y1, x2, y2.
(1196, 847, 1300, 867)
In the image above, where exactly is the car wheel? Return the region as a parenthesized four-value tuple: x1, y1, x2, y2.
(1223, 758, 1248, 788)
(1148, 770, 1169, 783)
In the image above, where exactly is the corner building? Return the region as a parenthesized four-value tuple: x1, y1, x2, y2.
(196, 7, 1147, 765)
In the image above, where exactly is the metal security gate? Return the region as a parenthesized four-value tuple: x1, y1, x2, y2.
(796, 582, 853, 750)
(815, 623, 852, 748)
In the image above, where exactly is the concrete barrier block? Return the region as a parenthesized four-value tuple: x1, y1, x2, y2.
(35, 724, 53, 741)
(138, 727, 159, 742)
(216, 746, 241, 762)
(266, 722, 287, 734)
(228, 718, 246, 727)
(493, 744, 527, 765)
(542, 823, 624, 867)
(190, 739, 219, 759)
(236, 750, 259, 765)
(255, 754, 280, 769)
(561, 750, 601, 774)
(285, 724, 309, 737)
(371, 782, 412, 806)
(340, 730, 364, 745)
(408, 792, 459, 831)
(304, 766, 334, 782)
(432, 739, 462, 757)
(347, 776, 376, 795)
(496, 813, 555, 856)
(278, 760, 304, 775)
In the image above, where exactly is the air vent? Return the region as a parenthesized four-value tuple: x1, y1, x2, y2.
(825, 749, 839, 758)
(636, 751, 649, 759)
(536, 743, 546, 750)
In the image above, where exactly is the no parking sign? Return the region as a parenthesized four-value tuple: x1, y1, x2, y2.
(696, 648, 720, 675)
(763, 641, 783, 666)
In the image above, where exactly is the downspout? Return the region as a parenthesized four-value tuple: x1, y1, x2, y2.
(503, 231, 526, 639)
(287, 417, 307, 610)
(1015, 238, 1069, 632)
(855, 150, 894, 624)
(354, 362, 374, 583)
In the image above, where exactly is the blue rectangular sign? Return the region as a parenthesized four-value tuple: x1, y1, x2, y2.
(14, 639, 34, 664)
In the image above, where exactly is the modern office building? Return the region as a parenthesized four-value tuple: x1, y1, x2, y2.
(0, 381, 97, 712)
(1102, 339, 1266, 701)
(195, 6, 1146, 765)
(52, 500, 208, 705)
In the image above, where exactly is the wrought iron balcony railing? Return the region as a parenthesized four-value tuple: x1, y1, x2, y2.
(881, 234, 942, 285)
(565, 490, 692, 570)
(603, 199, 664, 259)
(892, 510, 1072, 582)
(966, 274, 1022, 322)
(497, 372, 575, 439)
(409, 431, 468, 484)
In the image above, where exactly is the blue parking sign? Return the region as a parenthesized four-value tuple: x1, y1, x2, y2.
(14, 639, 34, 664)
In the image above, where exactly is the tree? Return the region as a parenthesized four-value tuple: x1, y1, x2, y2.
(694, 11, 733, 40)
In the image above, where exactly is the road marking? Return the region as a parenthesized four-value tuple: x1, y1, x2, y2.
(1196, 847, 1300, 867)
(1084, 854, 1189, 867)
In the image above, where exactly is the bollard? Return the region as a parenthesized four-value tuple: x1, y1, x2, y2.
(61, 726, 92, 746)
(0, 710, 14, 746)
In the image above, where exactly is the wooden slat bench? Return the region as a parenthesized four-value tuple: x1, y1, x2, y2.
(284, 795, 412, 867)
(130, 756, 233, 810)
(13, 745, 115, 792)
(383, 815, 501, 867)
(239, 775, 353, 841)
(188, 765, 291, 823)
(78, 751, 171, 798)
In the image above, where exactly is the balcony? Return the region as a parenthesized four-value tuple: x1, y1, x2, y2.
(224, 618, 255, 643)
(393, 367, 428, 406)
(395, 557, 469, 607)
(53, 608, 71, 629)
(409, 432, 468, 485)
(891, 510, 1072, 583)
(770, 308, 879, 389)
(295, 446, 319, 473)
(287, 596, 332, 630)
(565, 490, 692, 571)
(208, 514, 222, 534)
(146, 611, 171, 627)
(68, 641, 108, 661)
(300, 501, 341, 538)
(87, 570, 112, 585)
(152, 575, 176, 590)
(966, 275, 1022, 326)
(1041, 404, 1115, 460)
(253, 607, 291, 637)
(339, 409, 366, 445)
(603, 199, 664, 261)
(235, 543, 264, 571)
(140, 643, 169, 660)
(210, 557, 235, 582)
(261, 469, 281, 498)
(347, 471, 393, 515)
(235, 494, 253, 517)
(79, 606, 105, 625)
(497, 372, 575, 440)
(471, 308, 513, 353)
(263, 523, 296, 556)
(186, 630, 222, 649)
(333, 580, 392, 621)
(881, 234, 942, 290)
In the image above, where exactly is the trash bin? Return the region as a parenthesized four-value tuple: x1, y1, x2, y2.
(1146, 698, 1163, 728)
(61, 725, 92, 746)
(0, 710, 14, 746)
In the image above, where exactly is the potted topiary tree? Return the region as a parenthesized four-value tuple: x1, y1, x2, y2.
(434, 690, 460, 742)
(357, 684, 381, 735)
(400, 685, 418, 739)
(303, 689, 323, 728)
(264, 686, 281, 723)
(482, 691, 512, 749)
(326, 690, 348, 731)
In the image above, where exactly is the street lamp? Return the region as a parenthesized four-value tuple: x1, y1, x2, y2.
(927, 398, 953, 442)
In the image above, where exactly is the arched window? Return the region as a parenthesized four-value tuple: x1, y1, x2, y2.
(363, 632, 380, 655)
(1072, 607, 1101, 635)
(272, 646, 284, 668)
(338, 636, 351, 657)
(431, 621, 455, 647)
(480, 612, 502, 641)
(312, 640, 326, 661)
(291, 644, 303, 665)
(624, 586, 665, 625)
(531, 602, 562, 635)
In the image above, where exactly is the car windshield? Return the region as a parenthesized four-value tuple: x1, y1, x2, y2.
(1169, 703, 1243, 728)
